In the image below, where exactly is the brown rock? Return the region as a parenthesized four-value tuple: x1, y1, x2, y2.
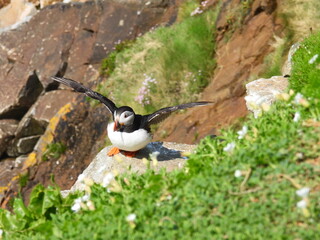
(0, 119, 18, 156)
(0, 0, 10, 9)
(7, 135, 41, 156)
(0, 66, 44, 119)
(0, 0, 37, 29)
(17, 99, 110, 204)
(0, 0, 178, 208)
(15, 90, 79, 138)
(0, 157, 20, 202)
(155, 0, 280, 144)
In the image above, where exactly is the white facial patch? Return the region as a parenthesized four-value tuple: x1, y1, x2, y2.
(118, 111, 134, 126)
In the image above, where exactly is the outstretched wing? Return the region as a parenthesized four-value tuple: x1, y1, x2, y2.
(146, 101, 212, 126)
(52, 76, 117, 114)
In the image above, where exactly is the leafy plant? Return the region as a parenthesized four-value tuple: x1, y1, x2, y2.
(42, 142, 66, 161)
(290, 31, 320, 100)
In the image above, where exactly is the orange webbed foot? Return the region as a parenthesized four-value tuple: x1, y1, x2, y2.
(107, 147, 120, 156)
(121, 151, 137, 158)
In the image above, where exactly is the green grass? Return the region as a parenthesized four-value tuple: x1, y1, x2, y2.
(290, 32, 320, 100)
(278, 0, 320, 42)
(42, 142, 66, 162)
(261, 35, 292, 78)
(97, 2, 218, 115)
(0, 94, 319, 239)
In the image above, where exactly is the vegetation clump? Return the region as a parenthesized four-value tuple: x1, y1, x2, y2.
(98, 1, 218, 114)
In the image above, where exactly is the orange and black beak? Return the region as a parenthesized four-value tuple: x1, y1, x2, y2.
(114, 121, 119, 131)
(113, 121, 124, 131)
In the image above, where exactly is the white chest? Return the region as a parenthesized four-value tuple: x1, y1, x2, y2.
(107, 122, 152, 152)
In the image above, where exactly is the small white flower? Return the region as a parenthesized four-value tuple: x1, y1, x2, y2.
(294, 93, 304, 104)
(0, 229, 3, 236)
(74, 197, 82, 204)
(86, 200, 95, 211)
(237, 126, 248, 139)
(296, 199, 308, 209)
(71, 202, 81, 212)
(126, 213, 136, 222)
(223, 142, 236, 152)
(293, 112, 301, 122)
(234, 170, 242, 178)
(137, 11, 141, 15)
(78, 174, 85, 182)
(296, 187, 310, 198)
(81, 194, 90, 202)
(102, 172, 114, 187)
(308, 54, 318, 64)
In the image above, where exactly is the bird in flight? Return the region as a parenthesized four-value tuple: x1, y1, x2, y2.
(52, 76, 212, 157)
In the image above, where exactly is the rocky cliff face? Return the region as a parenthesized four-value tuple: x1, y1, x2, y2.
(0, 0, 177, 208)
(0, 0, 285, 208)
(155, 0, 282, 143)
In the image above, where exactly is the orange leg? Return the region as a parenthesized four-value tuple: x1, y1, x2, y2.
(107, 147, 120, 156)
(121, 150, 137, 158)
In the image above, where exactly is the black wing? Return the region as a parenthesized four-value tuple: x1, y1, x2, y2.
(51, 76, 117, 114)
(146, 101, 212, 126)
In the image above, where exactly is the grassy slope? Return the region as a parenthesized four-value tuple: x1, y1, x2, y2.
(98, 1, 217, 115)
(0, 32, 320, 239)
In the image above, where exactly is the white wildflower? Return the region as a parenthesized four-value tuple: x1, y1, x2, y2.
(126, 213, 137, 222)
(237, 126, 248, 139)
(190, 7, 203, 16)
(234, 170, 242, 178)
(293, 112, 301, 122)
(223, 142, 236, 152)
(81, 194, 90, 202)
(74, 197, 82, 204)
(308, 54, 318, 64)
(294, 93, 304, 104)
(296, 199, 308, 209)
(296, 187, 310, 198)
(102, 172, 115, 187)
(71, 202, 81, 212)
(0, 229, 3, 237)
(137, 11, 141, 15)
(201, 0, 208, 7)
(86, 200, 95, 211)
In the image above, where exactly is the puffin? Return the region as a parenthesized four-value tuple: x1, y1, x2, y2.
(52, 76, 212, 157)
